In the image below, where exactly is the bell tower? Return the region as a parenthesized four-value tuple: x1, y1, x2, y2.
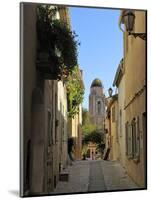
(89, 78, 106, 130)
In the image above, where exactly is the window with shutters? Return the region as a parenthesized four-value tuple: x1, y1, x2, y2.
(128, 122, 133, 158)
(125, 117, 140, 161)
(125, 122, 129, 156)
(132, 118, 136, 158)
(135, 116, 140, 160)
(132, 117, 140, 160)
(125, 121, 133, 158)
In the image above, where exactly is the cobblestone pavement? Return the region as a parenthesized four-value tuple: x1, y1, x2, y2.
(51, 160, 139, 194)
(88, 161, 106, 191)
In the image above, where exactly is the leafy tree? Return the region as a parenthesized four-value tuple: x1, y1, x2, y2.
(82, 108, 89, 125)
(82, 129, 105, 155)
(81, 108, 105, 157)
(82, 108, 96, 136)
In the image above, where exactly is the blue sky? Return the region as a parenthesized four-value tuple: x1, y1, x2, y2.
(69, 7, 123, 109)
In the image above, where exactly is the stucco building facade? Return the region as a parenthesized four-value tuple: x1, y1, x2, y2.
(108, 10, 147, 187)
(105, 94, 119, 161)
(105, 11, 146, 187)
(118, 10, 146, 187)
(113, 59, 126, 166)
(21, 3, 77, 196)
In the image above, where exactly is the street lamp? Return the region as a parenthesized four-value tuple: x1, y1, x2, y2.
(108, 87, 113, 97)
(123, 10, 146, 40)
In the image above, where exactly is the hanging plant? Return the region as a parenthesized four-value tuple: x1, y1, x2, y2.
(36, 5, 80, 78)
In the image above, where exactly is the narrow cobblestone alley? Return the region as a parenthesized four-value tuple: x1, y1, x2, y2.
(51, 160, 139, 194)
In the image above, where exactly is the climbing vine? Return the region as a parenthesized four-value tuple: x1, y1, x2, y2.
(36, 5, 80, 78)
(36, 5, 84, 117)
(65, 66, 84, 118)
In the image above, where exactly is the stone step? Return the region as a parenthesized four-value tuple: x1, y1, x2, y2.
(59, 170, 69, 182)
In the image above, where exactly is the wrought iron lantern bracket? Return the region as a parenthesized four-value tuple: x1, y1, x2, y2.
(128, 32, 146, 40)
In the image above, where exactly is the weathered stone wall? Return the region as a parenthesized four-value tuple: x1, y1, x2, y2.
(22, 4, 69, 195)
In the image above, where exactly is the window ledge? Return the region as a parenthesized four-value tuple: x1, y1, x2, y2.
(127, 155, 133, 160)
(133, 157, 140, 164)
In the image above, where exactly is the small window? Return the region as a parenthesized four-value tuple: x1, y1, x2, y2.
(98, 101, 101, 115)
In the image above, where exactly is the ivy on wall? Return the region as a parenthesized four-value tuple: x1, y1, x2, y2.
(66, 66, 84, 118)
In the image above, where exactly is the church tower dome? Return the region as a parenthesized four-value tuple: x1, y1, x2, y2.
(89, 78, 105, 130)
(90, 78, 103, 96)
(91, 78, 103, 88)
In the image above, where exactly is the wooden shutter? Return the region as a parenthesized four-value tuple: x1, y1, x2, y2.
(125, 122, 128, 156)
(128, 123, 133, 158)
(135, 116, 140, 159)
